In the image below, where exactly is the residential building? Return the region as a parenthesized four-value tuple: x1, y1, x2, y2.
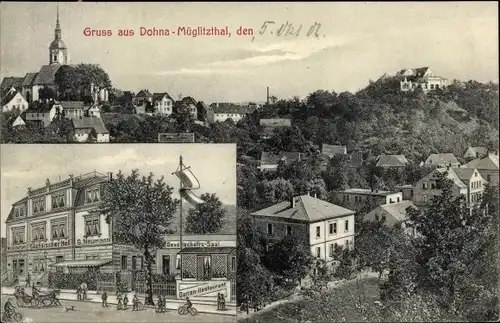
(60, 101, 85, 119)
(2, 87, 29, 113)
(376, 154, 409, 168)
(25, 102, 63, 127)
(133, 90, 153, 106)
(321, 144, 347, 159)
(1, 238, 6, 275)
(423, 153, 460, 168)
(175, 99, 198, 120)
(259, 118, 292, 139)
(0, 77, 24, 93)
(207, 103, 256, 124)
(4, 172, 114, 286)
(347, 152, 364, 168)
(258, 151, 302, 172)
(464, 145, 489, 160)
(396, 67, 448, 92)
(153, 92, 174, 115)
(464, 153, 499, 185)
(364, 200, 418, 236)
(251, 194, 356, 264)
(72, 117, 110, 142)
(335, 188, 404, 211)
(413, 167, 485, 206)
(395, 184, 414, 201)
(12, 115, 26, 128)
(196, 101, 210, 121)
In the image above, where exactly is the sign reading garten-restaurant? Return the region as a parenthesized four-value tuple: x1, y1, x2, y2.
(178, 281, 228, 298)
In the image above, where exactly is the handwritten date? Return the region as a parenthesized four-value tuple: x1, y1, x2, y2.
(252, 21, 323, 41)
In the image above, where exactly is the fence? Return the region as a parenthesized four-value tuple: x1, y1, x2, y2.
(134, 282, 177, 299)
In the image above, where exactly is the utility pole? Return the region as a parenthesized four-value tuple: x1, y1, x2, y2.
(266, 86, 270, 105)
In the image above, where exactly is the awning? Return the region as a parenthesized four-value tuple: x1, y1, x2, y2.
(51, 259, 112, 268)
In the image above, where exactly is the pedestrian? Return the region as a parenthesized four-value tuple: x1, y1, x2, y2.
(217, 293, 221, 310)
(117, 294, 123, 310)
(25, 273, 31, 288)
(123, 294, 129, 310)
(132, 294, 139, 311)
(162, 295, 167, 312)
(101, 291, 108, 307)
(220, 293, 226, 311)
(81, 282, 88, 300)
(157, 295, 163, 313)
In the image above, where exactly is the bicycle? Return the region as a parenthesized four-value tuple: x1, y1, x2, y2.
(155, 304, 167, 313)
(1, 309, 23, 322)
(134, 301, 144, 311)
(178, 304, 198, 316)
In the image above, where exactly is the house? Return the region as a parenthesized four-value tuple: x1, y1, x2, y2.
(85, 105, 101, 118)
(175, 99, 198, 120)
(72, 117, 110, 142)
(335, 188, 404, 211)
(1, 87, 29, 113)
(20, 73, 38, 103)
(464, 153, 499, 185)
(464, 145, 489, 159)
(251, 194, 356, 264)
(25, 101, 63, 127)
(133, 90, 153, 106)
(0, 77, 24, 93)
(364, 200, 418, 236)
(59, 101, 85, 119)
(376, 154, 409, 168)
(259, 118, 292, 139)
(413, 167, 486, 206)
(321, 144, 347, 159)
(12, 115, 26, 128)
(394, 184, 414, 201)
(153, 92, 174, 115)
(423, 153, 460, 168)
(207, 103, 256, 124)
(4, 172, 114, 285)
(196, 101, 210, 121)
(258, 151, 302, 172)
(396, 67, 448, 92)
(1, 238, 6, 276)
(347, 152, 364, 168)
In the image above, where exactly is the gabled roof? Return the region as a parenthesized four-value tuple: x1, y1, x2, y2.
(25, 102, 58, 113)
(22, 73, 38, 87)
(33, 64, 62, 85)
(12, 116, 26, 127)
(135, 90, 153, 98)
(425, 153, 459, 166)
(322, 144, 347, 158)
(260, 151, 301, 165)
(376, 154, 408, 167)
(1, 77, 24, 90)
(451, 167, 477, 182)
(1, 89, 23, 106)
(465, 154, 499, 170)
(5, 197, 28, 223)
(366, 200, 417, 226)
(421, 167, 467, 189)
(210, 103, 256, 114)
(466, 146, 488, 156)
(60, 101, 85, 110)
(251, 195, 355, 223)
(181, 96, 197, 105)
(153, 92, 174, 101)
(72, 117, 109, 134)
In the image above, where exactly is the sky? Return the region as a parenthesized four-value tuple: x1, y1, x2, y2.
(0, 2, 498, 103)
(0, 144, 237, 237)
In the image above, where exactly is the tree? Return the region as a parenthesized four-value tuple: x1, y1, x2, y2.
(54, 64, 112, 102)
(38, 86, 56, 101)
(99, 170, 178, 306)
(185, 193, 226, 234)
(324, 155, 350, 191)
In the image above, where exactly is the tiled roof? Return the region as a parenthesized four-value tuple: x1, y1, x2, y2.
(451, 167, 476, 182)
(467, 146, 488, 157)
(366, 200, 417, 226)
(181, 96, 197, 105)
(153, 92, 174, 101)
(465, 154, 499, 170)
(260, 151, 301, 165)
(322, 144, 347, 158)
(22, 73, 38, 87)
(1, 77, 24, 90)
(33, 64, 62, 85)
(425, 153, 459, 166)
(210, 103, 256, 114)
(341, 188, 400, 197)
(74, 176, 108, 207)
(135, 90, 153, 98)
(25, 102, 57, 113)
(5, 197, 29, 223)
(252, 195, 355, 223)
(72, 117, 109, 134)
(60, 101, 85, 110)
(376, 154, 408, 167)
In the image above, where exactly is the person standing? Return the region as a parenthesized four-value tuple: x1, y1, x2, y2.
(217, 293, 221, 310)
(123, 294, 129, 310)
(220, 293, 226, 311)
(81, 282, 88, 300)
(76, 286, 82, 300)
(101, 291, 108, 307)
(117, 294, 123, 310)
(132, 294, 139, 311)
(25, 273, 31, 288)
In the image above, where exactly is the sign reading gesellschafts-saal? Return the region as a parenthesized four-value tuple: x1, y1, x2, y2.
(164, 241, 220, 248)
(178, 281, 228, 298)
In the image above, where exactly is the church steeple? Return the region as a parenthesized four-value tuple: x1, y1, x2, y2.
(49, 4, 68, 65)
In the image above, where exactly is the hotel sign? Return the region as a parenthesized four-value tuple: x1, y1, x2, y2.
(165, 241, 220, 248)
(178, 281, 228, 298)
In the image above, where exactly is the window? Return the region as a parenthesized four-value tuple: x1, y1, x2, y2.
(267, 223, 273, 235)
(14, 206, 25, 218)
(397, 197, 400, 202)
(85, 187, 101, 204)
(55, 256, 64, 272)
(31, 223, 46, 241)
(85, 254, 99, 260)
(329, 222, 337, 235)
(53, 55, 57, 62)
(132, 256, 137, 270)
(51, 219, 67, 240)
(316, 226, 321, 238)
(286, 225, 292, 235)
(33, 257, 46, 272)
(32, 197, 45, 214)
(389, 198, 393, 203)
(345, 220, 349, 232)
(431, 182, 436, 189)
(162, 255, 170, 275)
(12, 228, 25, 244)
(329, 244, 334, 257)
(84, 215, 100, 237)
(121, 255, 127, 270)
(316, 247, 321, 258)
(422, 182, 428, 190)
(422, 195, 428, 203)
(175, 255, 180, 270)
(51, 191, 66, 209)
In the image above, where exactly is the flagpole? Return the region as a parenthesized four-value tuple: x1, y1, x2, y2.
(179, 155, 183, 250)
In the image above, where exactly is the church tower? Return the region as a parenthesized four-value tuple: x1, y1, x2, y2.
(49, 5, 68, 65)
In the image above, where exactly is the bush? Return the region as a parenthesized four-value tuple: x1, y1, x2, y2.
(48, 271, 97, 290)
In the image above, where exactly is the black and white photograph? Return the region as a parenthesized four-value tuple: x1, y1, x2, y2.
(0, 144, 237, 322)
(1, 1, 499, 323)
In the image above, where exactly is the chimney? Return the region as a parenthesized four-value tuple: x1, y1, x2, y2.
(266, 87, 270, 105)
(291, 196, 296, 208)
(107, 172, 113, 182)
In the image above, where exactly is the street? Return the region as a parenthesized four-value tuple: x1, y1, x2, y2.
(1, 295, 235, 323)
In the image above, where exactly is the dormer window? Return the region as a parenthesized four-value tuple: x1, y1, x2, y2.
(51, 191, 66, 209)
(85, 187, 101, 204)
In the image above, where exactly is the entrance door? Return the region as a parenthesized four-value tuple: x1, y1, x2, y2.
(162, 255, 170, 275)
(19, 259, 25, 277)
(197, 256, 211, 281)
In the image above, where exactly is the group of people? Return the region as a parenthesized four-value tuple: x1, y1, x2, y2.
(76, 283, 88, 301)
(107, 292, 142, 311)
(156, 295, 168, 313)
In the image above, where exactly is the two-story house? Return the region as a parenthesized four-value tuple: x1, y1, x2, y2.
(396, 67, 448, 92)
(133, 90, 153, 106)
(207, 103, 256, 124)
(153, 92, 174, 116)
(24, 101, 63, 127)
(72, 117, 110, 142)
(60, 101, 85, 119)
(4, 172, 114, 285)
(321, 144, 347, 159)
(251, 194, 356, 265)
(423, 153, 460, 168)
(2, 87, 29, 113)
(464, 153, 499, 186)
(335, 188, 404, 211)
(413, 167, 486, 206)
(375, 154, 409, 168)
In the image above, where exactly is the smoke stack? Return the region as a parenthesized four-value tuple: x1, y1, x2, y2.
(266, 87, 270, 105)
(291, 196, 296, 208)
(107, 172, 113, 181)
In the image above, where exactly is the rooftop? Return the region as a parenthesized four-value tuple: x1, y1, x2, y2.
(72, 117, 109, 134)
(322, 144, 347, 158)
(376, 154, 408, 167)
(425, 153, 459, 165)
(464, 153, 499, 170)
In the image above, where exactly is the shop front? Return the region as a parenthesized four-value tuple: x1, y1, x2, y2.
(176, 247, 236, 302)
